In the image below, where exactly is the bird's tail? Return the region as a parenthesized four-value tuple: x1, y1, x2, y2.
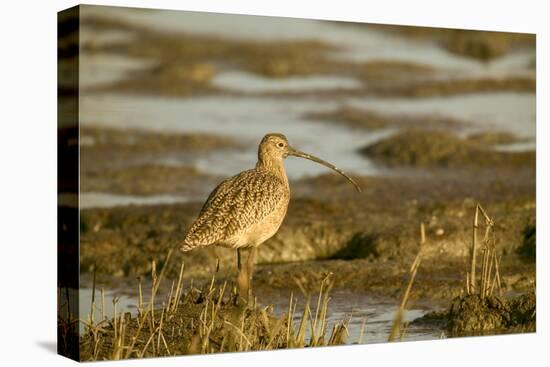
(179, 241, 196, 252)
(179, 233, 201, 252)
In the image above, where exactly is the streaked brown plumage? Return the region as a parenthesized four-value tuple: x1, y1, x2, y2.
(180, 133, 360, 301)
(181, 168, 289, 250)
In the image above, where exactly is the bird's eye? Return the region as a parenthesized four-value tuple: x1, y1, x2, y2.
(277, 142, 285, 148)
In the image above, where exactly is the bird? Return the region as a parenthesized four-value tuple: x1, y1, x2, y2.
(180, 133, 361, 302)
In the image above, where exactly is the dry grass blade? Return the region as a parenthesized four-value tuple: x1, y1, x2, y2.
(389, 222, 425, 342)
(286, 291, 294, 344)
(465, 203, 498, 298)
(296, 299, 310, 347)
(470, 204, 480, 293)
(81, 251, 351, 360)
(171, 262, 185, 313)
(101, 288, 105, 321)
(358, 317, 367, 344)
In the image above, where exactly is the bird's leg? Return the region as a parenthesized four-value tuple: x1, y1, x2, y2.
(237, 248, 242, 272)
(237, 248, 249, 302)
(246, 247, 257, 305)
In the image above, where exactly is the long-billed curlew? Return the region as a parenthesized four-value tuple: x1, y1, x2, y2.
(180, 133, 361, 302)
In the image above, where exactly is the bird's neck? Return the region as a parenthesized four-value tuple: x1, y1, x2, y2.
(256, 156, 289, 186)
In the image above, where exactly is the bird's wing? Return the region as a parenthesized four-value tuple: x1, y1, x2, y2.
(181, 169, 288, 251)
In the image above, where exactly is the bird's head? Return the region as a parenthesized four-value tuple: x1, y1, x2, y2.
(258, 133, 290, 159)
(258, 133, 361, 192)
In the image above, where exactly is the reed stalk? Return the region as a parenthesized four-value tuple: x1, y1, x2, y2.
(470, 205, 479, 293)
(389, 222, 425, 342)
(465, 203, 499, 298)
(81, 252, 350, 360)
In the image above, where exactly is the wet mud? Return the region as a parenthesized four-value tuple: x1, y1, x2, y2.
(369, 24, 535, 61)
(414, 292, 535, 335)
(80, 127, 242, 195)
(81, 14, 535, 98)
(305, 105, 468, 130)
(359, 129, 535, 168)
(80, 167, 536, 302)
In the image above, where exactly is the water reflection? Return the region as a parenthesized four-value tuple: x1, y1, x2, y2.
(79, 286, 441, 344)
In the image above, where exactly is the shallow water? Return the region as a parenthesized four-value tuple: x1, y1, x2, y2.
(80, 54, 155, 88)
(81, 6, 534, 75)
(80, 93, 389, 179)
(213, 71, 362, 93)
(79, 286, 441, 343)
(80, 90, 535, 184)
(351, 92, 536, 140)
(80, 192, 191, 209)
(260, 288, 441, 344)
(77, 6, 535, 204)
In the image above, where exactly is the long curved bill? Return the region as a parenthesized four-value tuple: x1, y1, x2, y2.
(287, 147, 362, 193)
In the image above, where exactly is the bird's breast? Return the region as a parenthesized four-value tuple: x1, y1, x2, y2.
(226, 194, 290, 249)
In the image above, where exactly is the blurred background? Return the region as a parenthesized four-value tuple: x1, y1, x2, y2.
(75, 5, 535, 208)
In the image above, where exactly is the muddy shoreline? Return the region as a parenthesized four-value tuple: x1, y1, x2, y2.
(80, 164, 535, 299)
(76, 134, 536, 358)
